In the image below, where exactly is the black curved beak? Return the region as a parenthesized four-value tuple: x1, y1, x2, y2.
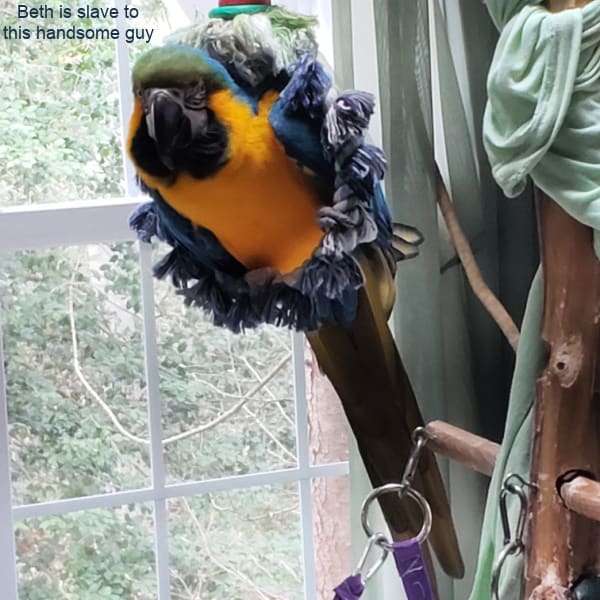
(144, 89, 188, 171)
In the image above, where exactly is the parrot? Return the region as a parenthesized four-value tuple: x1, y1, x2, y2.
(126, 4, 464, 580)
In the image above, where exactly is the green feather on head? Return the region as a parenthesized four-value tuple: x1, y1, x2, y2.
(131, 45, 228, 91)
(166, 6, 319, 87)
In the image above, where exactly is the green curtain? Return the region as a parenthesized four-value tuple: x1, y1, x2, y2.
(484, 0, 600, 253)
(331, 1, 550, 597)
(468, 1, 600, 596)
(370, 1, 539, 598)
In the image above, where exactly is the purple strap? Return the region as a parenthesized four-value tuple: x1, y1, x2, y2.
(333, 574, 364, 600)
(393, 539, 434, 600)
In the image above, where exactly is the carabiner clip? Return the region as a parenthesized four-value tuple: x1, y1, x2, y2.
(491, 473, 536, 600)
(353, 532, 390, 583)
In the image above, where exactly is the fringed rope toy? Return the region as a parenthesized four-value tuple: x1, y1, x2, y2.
(168, 4, 318, 88)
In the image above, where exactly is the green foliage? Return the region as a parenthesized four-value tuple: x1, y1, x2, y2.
(2, 243, 302, 599)
(0, 0, 303, 597)
(15, 507, 156, 600)
(0, 0, 125, 205)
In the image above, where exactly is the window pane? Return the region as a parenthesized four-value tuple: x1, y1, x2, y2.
(126, 0, 191, 57)
(15, 504, 156, 599)
(0, 0, 125, 207)
(169, 485, 303, 599)
(1, 243, 150, 504)
(153, 260, 298, 483)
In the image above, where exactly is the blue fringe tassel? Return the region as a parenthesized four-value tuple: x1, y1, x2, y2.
(128, 202, 158, 243)
(153, 246, 205, 287)
(280, 54, 331, 120)
(337, 145, 387, 201)
(180, 272, 322, 333)
(317, 203, 378, 251)
(323, 91, 375, 159)
(299, 253, 363, 300)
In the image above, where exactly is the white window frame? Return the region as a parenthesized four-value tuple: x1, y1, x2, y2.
(0, 0, 351, 596)
(0, 201, 350, 600)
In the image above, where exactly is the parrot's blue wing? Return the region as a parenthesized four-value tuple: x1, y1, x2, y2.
(269, 55, 334, 182)
(130, 190, 247, 278)
(269, 102, 333, 181)
(270, 56, 417, 264)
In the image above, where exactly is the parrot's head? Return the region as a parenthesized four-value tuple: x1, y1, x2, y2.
(129, 45, 231, 182)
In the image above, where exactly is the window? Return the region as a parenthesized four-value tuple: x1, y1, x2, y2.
(0, 1, 349, 598)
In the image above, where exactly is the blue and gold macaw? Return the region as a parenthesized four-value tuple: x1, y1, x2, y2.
(127, 5, 463, 579)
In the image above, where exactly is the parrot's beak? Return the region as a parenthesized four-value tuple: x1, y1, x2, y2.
(143, 87, 209, 171)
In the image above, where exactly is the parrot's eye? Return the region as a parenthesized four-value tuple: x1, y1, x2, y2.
(183, 81, 207, 110)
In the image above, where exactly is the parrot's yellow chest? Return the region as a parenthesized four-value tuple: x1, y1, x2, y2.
(132, 90, 326, 275)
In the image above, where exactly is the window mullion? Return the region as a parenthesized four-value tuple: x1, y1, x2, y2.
(114, 0, 138, 197)
(114, 1, 171, 592)
(139, 244, 171, 600)
(0, 330, 19, 600)
(293, 333, 318, 600)
(153, 500, 171, 600)
(139, 246, 166, 490)
(0, 200, 137, 254)
(12, 462, 350, 522)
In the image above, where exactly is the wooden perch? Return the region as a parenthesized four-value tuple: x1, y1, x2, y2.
(425, 421, 499, 477)
(561, 478, 600, 526)
(547, 0, 590, 9)
(524, 193, 600, 598)
(424, 421, 600, 523)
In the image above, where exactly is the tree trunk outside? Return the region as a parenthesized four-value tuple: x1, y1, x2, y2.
(305, 342, 351, 599)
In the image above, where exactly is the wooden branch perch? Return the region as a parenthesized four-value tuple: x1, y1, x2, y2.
(425, 421, 499, 477)
(561, 478, 600, 525)
(424, 421, 600, 524)
(526, 194, 600, 599)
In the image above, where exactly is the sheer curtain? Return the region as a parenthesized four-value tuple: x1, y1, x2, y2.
(367, 1, 537, 598)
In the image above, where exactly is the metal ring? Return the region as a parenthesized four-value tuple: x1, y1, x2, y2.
(360, 483, 433, 549)
(491, 541, 523, 600)
(412, 426, 429, 446)
(353, 532, 390, 583)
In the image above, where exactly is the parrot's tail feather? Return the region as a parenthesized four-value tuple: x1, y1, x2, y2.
(307, 245, 464, 580)
(391, 222, 425, 261)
